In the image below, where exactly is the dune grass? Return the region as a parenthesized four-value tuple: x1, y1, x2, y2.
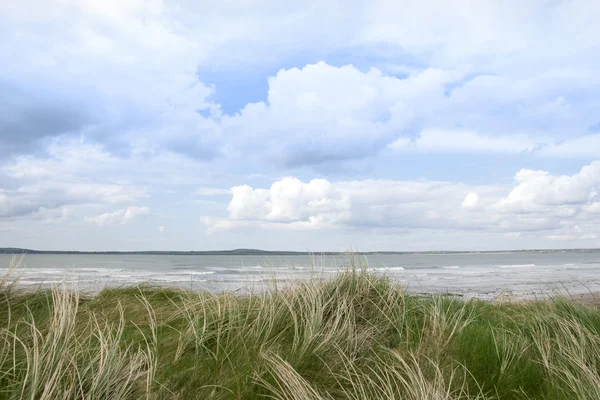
(2, 255, 600, 399)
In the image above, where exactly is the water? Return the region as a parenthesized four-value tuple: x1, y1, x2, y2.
(1, 252, 600, 300)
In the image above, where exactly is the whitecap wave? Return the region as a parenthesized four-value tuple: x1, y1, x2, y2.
(497, 264, 535, 268)
(170, 271, 215, 276)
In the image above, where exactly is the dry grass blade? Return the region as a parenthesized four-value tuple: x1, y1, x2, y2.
(3, 254, 600, 399)
(256, 351, 330, 400)
(1, 255, 24, 295)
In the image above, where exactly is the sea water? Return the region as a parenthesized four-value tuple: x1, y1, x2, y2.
(1, 252, 599, 300)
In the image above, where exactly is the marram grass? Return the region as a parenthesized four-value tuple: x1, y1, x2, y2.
(2, 255, 600, 399)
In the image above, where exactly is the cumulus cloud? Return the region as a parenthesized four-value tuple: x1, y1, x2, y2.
(497, 161, 600, 212)
(85, 206, 150, 226)
(204, 160, 600, 241)
(205, 176, 500, 233)
(2, 0, 600, 167)
(219, 62, 600, 166)
(221, 63, 462, 166)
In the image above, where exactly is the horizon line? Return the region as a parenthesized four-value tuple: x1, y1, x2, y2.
(1, 247, 599, 255)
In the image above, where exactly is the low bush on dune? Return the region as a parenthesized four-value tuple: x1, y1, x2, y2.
(1, 255, 600, 399)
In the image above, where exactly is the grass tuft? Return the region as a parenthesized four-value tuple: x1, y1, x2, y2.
(2, 254, 600, 399)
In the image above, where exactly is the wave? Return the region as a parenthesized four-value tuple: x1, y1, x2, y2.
(76, 268, 127, 273)
(238, 265, 264, 270)
(1, 267, 128, 275)
(497, 264, 535, 269)
(441, 266, 460, 269)
(369, 266, 405, 271)
(12, 268, 69, 274)
(18, 279, 79, 285)
(148, 276, 208, 283)
(167, 271, 215, 276)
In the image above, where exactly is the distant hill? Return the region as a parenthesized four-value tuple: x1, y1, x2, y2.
(0, 248, 310, 256)
(0, 247, 599, 255)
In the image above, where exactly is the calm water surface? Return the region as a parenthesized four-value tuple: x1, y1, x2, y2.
(1, 252, 600, 300)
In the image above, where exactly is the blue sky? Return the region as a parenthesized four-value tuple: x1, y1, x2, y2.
(1, 0, 600, 251)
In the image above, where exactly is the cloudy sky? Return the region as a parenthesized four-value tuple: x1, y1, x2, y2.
(1, 0, 600, 251)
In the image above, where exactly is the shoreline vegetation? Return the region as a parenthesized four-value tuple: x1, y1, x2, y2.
(2, 256, 600, 399)
(1, 247, 600, 255)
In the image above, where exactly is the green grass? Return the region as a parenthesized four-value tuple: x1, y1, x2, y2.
(2, 255, 600, 399)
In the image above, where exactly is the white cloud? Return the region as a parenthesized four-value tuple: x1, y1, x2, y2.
(0, 0, 221, 158)
(4, 0, 600, 166)
(205, 160, 600, 241)
(0, 140, 215, 221)
(462, 193, 479, 210)
(584, 203, 600, 213)
(31, 206, 72, 224)
(436, 70, 600, 136)
(206, 177, 499, 233)
(2, 0, 202, 99)
(0, 181, 145, 219)
(227, 178, 346, 226)
(387, 129, 600, 158)
(360, 0, 600, 70)
(413, 130, 538, 153)
(539, 134, 600, 158)
(2, 1, 600, 165)
(222, 63, 462, 166)
(85, 206, 150, 226)
(362, 0, 531, 62)
(545, 235, 577, 241)
(217, 61, 598, 164)
(7, 0, 593, 76)
(497, 161, 600, 212)
(386, 137, 412, 151)
(389, 129, 540, 154)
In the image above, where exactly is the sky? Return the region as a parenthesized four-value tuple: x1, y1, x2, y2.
(1, 0, 600, 252)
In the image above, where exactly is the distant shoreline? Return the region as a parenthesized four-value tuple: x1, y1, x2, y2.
(1, 247, 599, 256)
